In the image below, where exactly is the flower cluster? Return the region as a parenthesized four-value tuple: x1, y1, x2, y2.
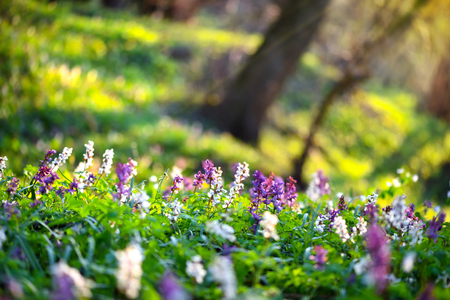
(207, 167, 227, 207)
(306, 170, 331, 201)
(0, 156, 7, 180)
(260, 211, 280, 240)
(209, 256, 237, 300)
(186, 255, 207, 284)
(426, 213, 446, 243)
(98, 149, 114, 176)
(309, 245, 328, 270)
(366, 225, 391, 294)
(331, 216, 351, 243)
(34, 150, 60, 194)
(170, 175, 183, 195)
(115, 245, 143, 299)
(51, 261, 92, 299)
(113, 162, 133, 204)
(206, 220, 236, 242)
(224, 162, 250, 209)
(83, 141, 94, 171)
(164, 199, 183, 223)
(50, 147, 73, 171)
(7, 177, 20, 198)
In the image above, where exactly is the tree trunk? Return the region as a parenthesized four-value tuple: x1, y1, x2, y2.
(427, 52, 450, 123)
(202, 0, 331, 144)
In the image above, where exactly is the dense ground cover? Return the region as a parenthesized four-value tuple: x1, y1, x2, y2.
(0, 143, 449, 299)
(1, 0, 450, 201)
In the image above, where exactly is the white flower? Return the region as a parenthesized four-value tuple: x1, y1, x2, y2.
(209, 256, 237, 300)
(354, 256, 371, 275)
(51, 147, 73, 171)
(315, 215, 328, 234)
(0, 227, 6, 249)
(206, 220, 236, 242)
(434, 206, 441, 213)
(223, 162, 250, 208)
(412, 174, 419, 182)
(386, 181, 393, 187)
(99, 149, 114, 175)
(397, 168, 404, 174)
(402, 252, 416, 273)
(186, 255, 207, 284)
(150, 175, 157, 182)
(164, 199, 183, 223)
(393, 178, 401, 187)
(115, 245, 143, 299)
(207, 167, 227, 207)
(127, 159, 138, 178)
(260, 211, 279, 241)
(52, 261, 93, 298)
(355, 216, 368, 236)
(331, 216, 351, 243)
(0, 156, 7, 180)
(385, 274, 401, 284)
(83, 141, 95, 171)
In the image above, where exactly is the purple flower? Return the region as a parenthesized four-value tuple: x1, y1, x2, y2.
(309, 245, 328, 270)
(51, 273, 76, 300)
(283, 176, 298, 207)
(366, 224, 391, 294)
(11, 247, 26, 261)
(416, 283, 436, 300)
(34, 150, 60, 195)
(3, 201, 21, 219)
(170, 175, 183, 195)
(183, 177, 193, 191)
(193, 171, 205, 188)
(158, 272, 188, 300)
(426, 213, 446, 243)
(338, 195, 348, 211)
(202, 159, 215, 184)
(7, 177, 20, 197)
(424, 200, 432, 209)
(316, 170, 331, 196)
(363, 202, 378, 223)
(113, 162, 133, 203)
(30, 200, 43, 208)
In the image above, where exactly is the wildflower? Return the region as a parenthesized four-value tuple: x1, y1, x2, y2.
(309, 245, 328, 270)
(159, 272, 188, 300)
(193, 171, 205, 188)
(170, 175, 183, 195)
(366, 224, 391, 294)
(424, 200, 432, 209)
(355, 216, 368, 236)
(412, 174, 419, 182)
(260, 211, 280, 240)
(283, 176, 298, 207)
(0, 156, 7, 180)
(164, 199, 183, 223)
(354, 256, 371, 275)
(209, 256, 237, 300)
(34, 150, 60, 194)
(51, 261, 93, 300)
(402, 252, 416, 273)
(331, 216, 351, 243)
(3, 201, 21, 219)
(0, 227, 6, 250)
(416, 284, 436, 300)
(7, 177, 20, 197)
(78, 172, 96, 194)
(98, 149, 114, 175)
(186, 255, 207, 284)
(127, 158, 138, 178)
(338, 195, 348, 211)
(115, 245, 143, 299)
(397, 168, 404, 174)
(315, 215, 328, 234)
(207, 167, 227, 207)
(113, 162, 133, 204)
(83, 141, 94, 171)
(426, 213, 446, 243)
(202, 159, 215, 184)
(392, 178, 401, 187)
(306, 170, 331, 201)
(206, 220, 236, 242)
(224, 162, 250, 209)
(51, 147, 73, 171)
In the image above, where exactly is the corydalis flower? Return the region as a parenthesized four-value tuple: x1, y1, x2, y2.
(207, 167, 227, 206)
(306, 170, 331, 201)
(127, 158, 138, 178)
(83, 141, 94, 171)
(7, 177, 20, 197)
(51, 147, 73, 172)
(115, 245, 143, 299)
(0, 156, 7, 180)
(163, 199, 183, 223)
(193, 171, 205, 188)
(224, 162, 250, 209)
(309, 245, 328, 270)
(159, 272, 189, 300)
(338, 195, 348, 211)
(260, 211, 279, 240)
(51, 261, 93, 300)
(186, 255, 206, 284)
(426, 213, 446, 243)
(98, 149, 114, 175)
(332, 216, 351, 243)
(34, 150, 60, 194)
(209, 256, 237, 300)
(283, 176, 298, 207)
(170, 175, 183, 195)
(113, 162, 133, 204)
(206, 220, 236, 242)
(366, 224, 391, 294)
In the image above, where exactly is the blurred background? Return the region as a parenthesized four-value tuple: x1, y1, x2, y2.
(1, 0, 449, 204)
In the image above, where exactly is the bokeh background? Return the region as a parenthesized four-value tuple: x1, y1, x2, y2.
(1, 0, 450, 205)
